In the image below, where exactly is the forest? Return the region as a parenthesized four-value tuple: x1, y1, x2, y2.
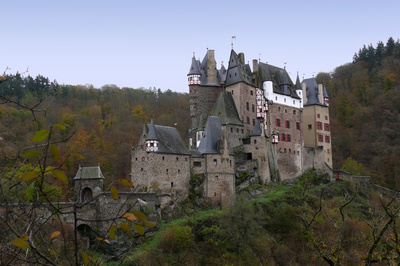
(316, 37, 400, 188)
(0, 37, 399, 265)
(0, 78, 190, 187)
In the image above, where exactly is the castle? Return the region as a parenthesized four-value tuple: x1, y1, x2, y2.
(130, 48, 332, 209)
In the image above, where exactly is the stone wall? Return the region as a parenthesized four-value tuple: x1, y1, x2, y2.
(189, 85, 221, 130)
(268, 102, 303, 179)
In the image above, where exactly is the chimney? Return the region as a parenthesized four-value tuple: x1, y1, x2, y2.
(318, 84, 324, 104)
(302, 83, 307, 105)
(252, 59, 258, 73)
(239, 53, 245, 64)
(206, 50, 218, 85)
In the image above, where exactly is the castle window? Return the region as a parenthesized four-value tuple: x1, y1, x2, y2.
(318, 135, 323, 142)
(317, 122, 322, 130)
(176, 157, 179, 161)
(246, 102, 249, 111)
(235, 73, 237, 76)
(166, 169, 169, 173)
(141, 168, 143, 172)
(275, 96, 278, 101)
(237, 128, 239, 133)
(229, 74, 231, 78)
(325, 115, 328, 120)
(308, 124, 312, 129)
(230, 160, 232, 167)
(231, 128, 233, 133)
(242, 129, 244, 133)
(171, 182, 174, 187)
(286, 120, 290, 128)
(81, 187, 93, 203)
(281, 133, 286, 141)
(276, 119, 281, 127)
(285, 109, 287, 113)
(194, 161, 201, 167)
(287, 134, 291, 142)
(293, 100, 295, 104)
(284, 98, 286, 103)
(289, 149, 291, 153)
(296, 122, 301, 130)
(178, 169, 180, 174)
(250, 90, 253, 95)
(325, 136, 330, 143)
(252, 104, 255, 112)
(278, 107, 280, 112)
(215, 176, 219, 181)
(284, 148, 287, 153)
(213, 159, 217, 166)
(293, 110, 296, 115)
(162, 156, 165, 160)
(185, 158, 188, 162)
(324, 123, 330, 131)
(297, 151, 300, 155)
(327, 149, 330, 154)
(317, 114, 320, 118)
(247, 117, 250, 124)
(253, 119, 255, 126)
(135, 157, 138, 161)
(254, 139, 257, 144)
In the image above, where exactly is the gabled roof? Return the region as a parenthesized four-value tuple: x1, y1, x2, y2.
(302, 78, 325, 106)
(257, 62, 300, 99)
(225, 50, 255, 87)
(210, 92, 243, 126)
(74, 166, 105, 180)
(148, 124, 190, 155)
(197, 116, 222, 154)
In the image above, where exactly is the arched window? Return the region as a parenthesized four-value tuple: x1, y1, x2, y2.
(81, 187, 93, 202)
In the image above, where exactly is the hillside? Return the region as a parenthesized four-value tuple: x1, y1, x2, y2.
(316, 37, 400, 189)
(110, 169, 400, 265)
(0, 79, 190, 185)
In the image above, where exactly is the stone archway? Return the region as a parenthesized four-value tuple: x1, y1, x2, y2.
(81, 187, 93, 202)
(77, 224, 93, 249)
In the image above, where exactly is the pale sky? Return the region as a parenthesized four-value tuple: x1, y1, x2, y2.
(2, 0, 399, 93)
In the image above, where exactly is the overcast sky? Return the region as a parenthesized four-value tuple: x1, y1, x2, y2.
(2, 0, 399, 93)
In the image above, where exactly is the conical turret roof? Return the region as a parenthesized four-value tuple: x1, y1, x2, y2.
(146, 119, 157, 140)
(188, 54, 201, 75)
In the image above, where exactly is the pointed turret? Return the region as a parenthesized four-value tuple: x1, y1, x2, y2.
(188, 53, 201, 86)
(146, 119, 158, 152)
(323, 86, 329, 106)
(295, 72, 302, 90)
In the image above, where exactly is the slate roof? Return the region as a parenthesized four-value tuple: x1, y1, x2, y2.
(251, 119, 262, 136)
(146, 119, 157, 140)
(257, 62, 300, 99)
(189, 149, 204, 158)
(210, 92, 243, 126)
(188, 55, 201, 75)
(197, 116, 222, 154)
(197, 114, 207, 131)
(295, 73, 302, 90)
(74, 166, 105, 180)
(146, 123, 190, 155)
(225, 50, 255, 87)
(323, 86, 329, 98)
(302, 78, 327, 106)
